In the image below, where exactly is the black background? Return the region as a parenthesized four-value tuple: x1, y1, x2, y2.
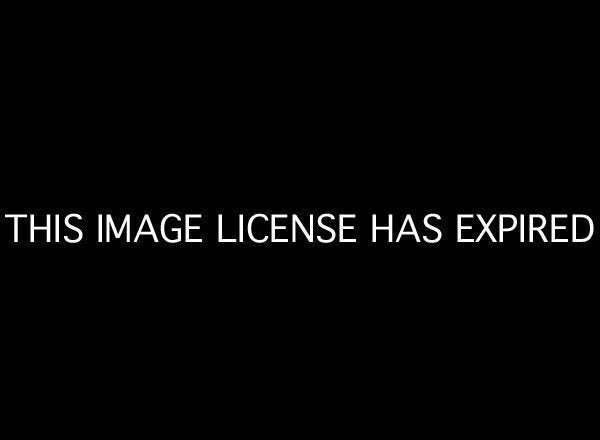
(1, 6, 597, 434)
